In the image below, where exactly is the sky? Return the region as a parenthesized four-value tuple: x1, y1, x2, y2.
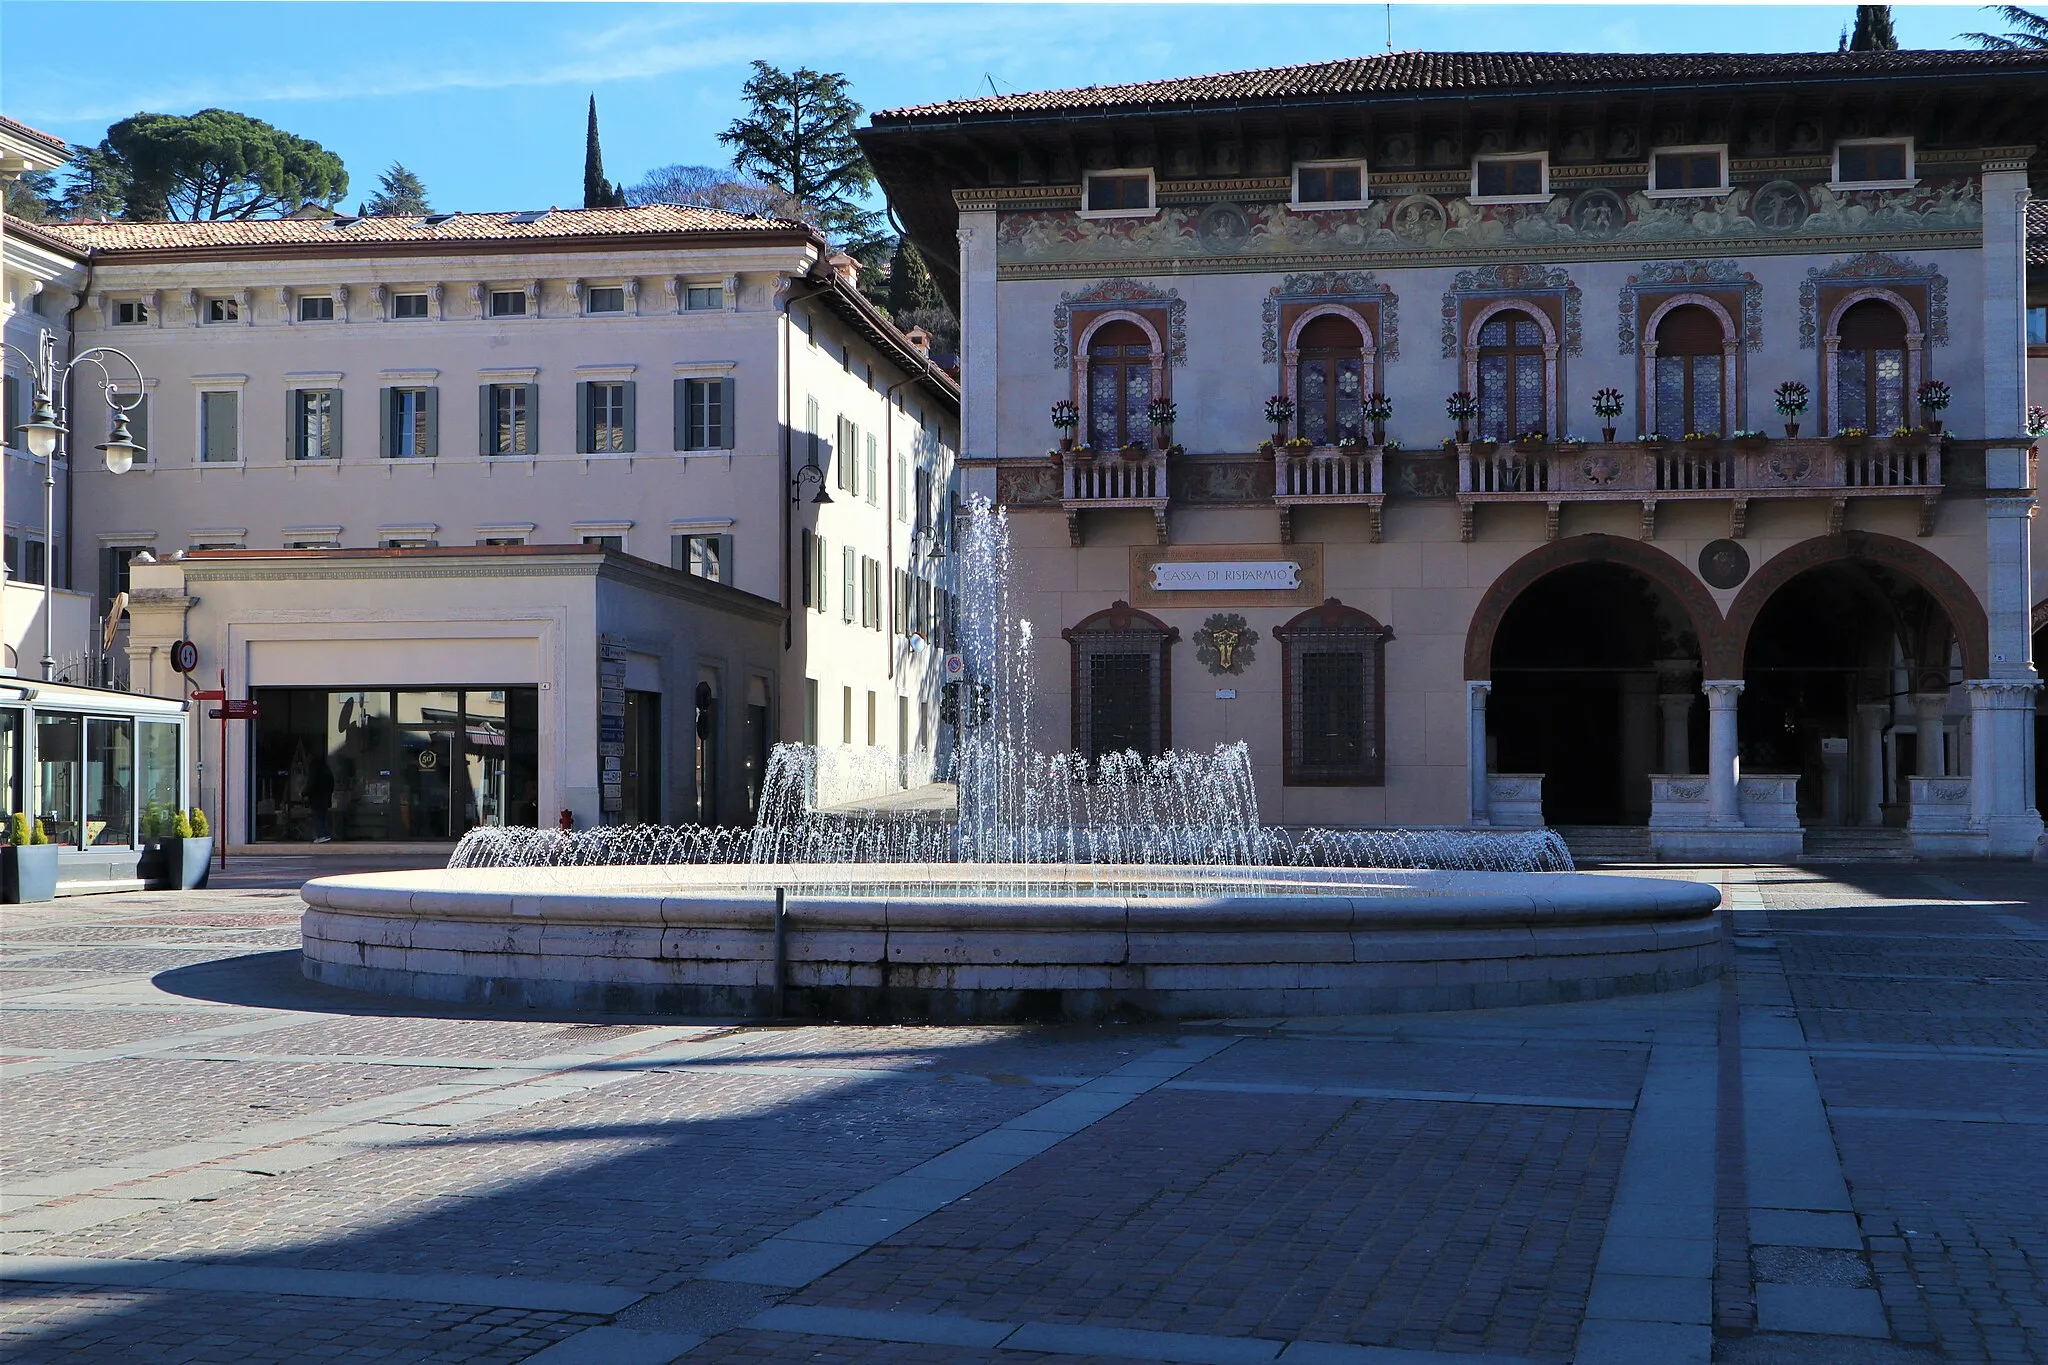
(0, 3, 2011, 216)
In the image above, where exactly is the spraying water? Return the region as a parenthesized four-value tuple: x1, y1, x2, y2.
(451, 496, 1571, 884)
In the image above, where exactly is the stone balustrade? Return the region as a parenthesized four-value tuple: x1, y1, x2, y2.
(1272, 444, 1386, 542)
(1061, 448, 1170, 544)
(1648, 770, 1804, 860)
(1485, 772, 1545, 828)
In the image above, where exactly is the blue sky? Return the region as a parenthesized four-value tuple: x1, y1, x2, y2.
(0, 3, 2003, 216)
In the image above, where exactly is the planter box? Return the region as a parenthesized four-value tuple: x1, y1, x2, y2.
(169, 836, 213, 891)
(2, 844, 60, 903)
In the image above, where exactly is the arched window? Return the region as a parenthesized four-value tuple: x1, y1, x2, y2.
(1833, 300, 1909, 434)
(1086, 321, 1154, 450)
(1063, 601, 1177, 763)
(1294, 314, 1367, 446)
(1275, 599, 1393, 785)
(1653, 305, 1726, 437)
(1476, 311, 1546, 440)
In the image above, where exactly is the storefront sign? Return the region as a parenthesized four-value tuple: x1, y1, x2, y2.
(1149, 561, 1301, 592)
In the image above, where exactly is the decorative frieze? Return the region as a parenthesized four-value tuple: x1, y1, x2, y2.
(1051, 278, 1186, 369)
(1261, 271, 1399, 364)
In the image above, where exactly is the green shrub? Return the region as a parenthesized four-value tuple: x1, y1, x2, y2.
(139, 803, 162, 840)
(171, 808, 193, 839)
(30, 819, 50, 845)
(6, 811, 28, 846)
(188, 807, 210, 838)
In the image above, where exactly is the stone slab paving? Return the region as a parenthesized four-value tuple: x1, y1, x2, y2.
(0, 861, 2043, 1363)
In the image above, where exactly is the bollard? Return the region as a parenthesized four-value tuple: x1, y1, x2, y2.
(772, 887, 788, 1019)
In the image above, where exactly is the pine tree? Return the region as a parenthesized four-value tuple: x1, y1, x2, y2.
(1961, 4, 2048, 49)
(364, 162, 430, 216)
(718, 62, 879, 240)
(1845, 4, 1899, 49)
(886, 237, 943, 318)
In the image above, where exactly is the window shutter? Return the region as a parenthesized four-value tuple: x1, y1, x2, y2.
(799, 528, 813, 606)
(424, 387, 440, 457)
(717, 378, 735, 448)
(673, 378, 688, 452)
(575, 381, 591, 455)
(379, 388, 393, 459)
(621, 381, 637, 453)
(842, 545, 856, 623)
(329, 389, 342, 460)
(130, 395, 150, 463)
(521, 383, 539, 454)
(717, 534, 733, 583)
(288, 390, 301, 461)
(805, 395, 820, 466)
(479, 385, 492, 455)
(816, 536, 828, 615)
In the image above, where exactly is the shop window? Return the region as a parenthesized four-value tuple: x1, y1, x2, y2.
(1476, 311, 1547, 439)
(85, 718, 134, 846)
(1063, 602, 1177, 764)
(34, 713, 80, 846)
(1276, 600, 1392, 785)
(1653, 305, 1728, 437)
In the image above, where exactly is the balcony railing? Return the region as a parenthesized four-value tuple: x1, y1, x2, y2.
(1272, 445, 1385, 543)
(1456, 436, 1943, 540)
(1061, 448, 1170, 544)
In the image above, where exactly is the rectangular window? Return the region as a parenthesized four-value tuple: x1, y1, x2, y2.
(490, 290, 527, 317)
(487, 384, 531, 455)
(200, 390, 239, 463)
(1294, 161, 1366, 205)
(477, 535, 525, 547)
(680, 378, 732, 450)
(380, 536, 436, 549)
(1472, 154, 1546, 201)
(2030, 305, 2048, 348)
(585, 286, 625, 314)
(842, 545, 856, 623)
(286, 539, 341, 550)
(1650, 146, 1727, 194)
(1835, 139, 1911, 186)
(1083, 171, 1153, 214)
(203, 297, 239, 324)
(584, 382, 628, 453)
(298, 295, 335, 322)
(582, 534, 624, 552)
(292, 389, 339, 460)
(392, 292, 429, 319)
(101, 545, 147, 615)
(113, 298, 148, 326)
(685, 285, 724, 311)
(388, 388, 432, 457)
(677, 534, 727, 582)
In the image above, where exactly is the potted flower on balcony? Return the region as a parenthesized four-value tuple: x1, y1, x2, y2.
(1592, 387, 1625, 442)
(1512, 428, 1549, 454)
(2028, 405, 2047, 450)
(1684, 430, 1722, 448)
(1264, 394, 1294, 444)
(1835, 426, 1869, 449)
(1362, 393, 1394, 446)
(1774, 381, 1810, 438)
(1283, 436, 1313, 453)
(1146, 397, 1177, 450)
(1638, 431, 1670, 448)
(1446, 391, 1480, 443)
(1120, 440, 1150, 462)
(1, 812, 58, 904)
(1916, 380, 1951, 434)
(1050, 399, 1079, 454)
(1559, 433, 1588, 450)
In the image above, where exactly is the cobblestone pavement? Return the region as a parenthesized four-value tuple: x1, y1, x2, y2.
(1, 859, 2043, 1363)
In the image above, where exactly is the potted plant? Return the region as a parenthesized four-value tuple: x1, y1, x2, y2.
(1559, 433, 1588, 450)
(1121, 440, 1149, 462)
(1512, 428, 1548, 453)
(1146, 397, 1177, 450)
(1264, 394, 1295, 444)
(1684, 430, 1722, 448)
(1050, 400, 1079, 453)
(1639, 431, 1670, 448)
(2028, 404, 2047, 447)
(1382, 438, 1404, 454)
(2, 811, 58, 904)
(1592, 387, 1624, 442)
(1915, 380, 1950, 434)
(1774, 381, 1810, 438)
(1446, 391, 1479, 443)
(166, 807, 213, 891)
(1835, 425, 1869, 449)
(1362, 393, 1394, 446)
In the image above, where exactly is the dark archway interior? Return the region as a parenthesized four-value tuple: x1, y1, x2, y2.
(1740, 561, 1952, 825)
(2035, 620, 2047, 816)
(1490, 563, 1701, 826)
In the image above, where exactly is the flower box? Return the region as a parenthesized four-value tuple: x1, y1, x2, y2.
(1, 844, 58, 903)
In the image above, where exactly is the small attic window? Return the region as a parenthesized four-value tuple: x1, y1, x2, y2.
(327, 216, 360, 229)
(422, 213, 457, 226)
(508, 209, 551, 225)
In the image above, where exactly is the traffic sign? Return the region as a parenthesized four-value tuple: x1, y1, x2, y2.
(943, 653, 965, 682)
(169, 640, 199, 673)
(191, 689, 225, 701)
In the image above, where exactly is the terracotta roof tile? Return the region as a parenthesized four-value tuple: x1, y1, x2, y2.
(875, 48, 2048, 122)
(34, 204, 810, 253)
(0, 113, 69, 158)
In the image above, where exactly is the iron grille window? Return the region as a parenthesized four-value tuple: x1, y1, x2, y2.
(1064, 604, 1177, 764)
(1276, 600, 1392, 785)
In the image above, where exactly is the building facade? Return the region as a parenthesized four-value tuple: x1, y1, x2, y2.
(864, 48, 2047, 857)
(1, 203, 959, 845)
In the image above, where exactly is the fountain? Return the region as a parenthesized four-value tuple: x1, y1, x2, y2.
(300, 500, 1721, 1020)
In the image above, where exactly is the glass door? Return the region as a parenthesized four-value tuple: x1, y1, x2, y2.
(85, 718, 135, 846)
(34, 713, 81, 847)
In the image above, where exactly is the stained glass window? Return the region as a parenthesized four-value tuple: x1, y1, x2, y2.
(1085, 321, 1154, 449)
(1295, 314, 1368, 445)
(1653, 306, 1726, 436)
(1476, 311, 1546, 440)
(1833, 300, 1909, 433)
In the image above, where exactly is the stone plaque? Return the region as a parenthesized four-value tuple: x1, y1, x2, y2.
(1152, 561, 1300, 592)
(1130, 543, 1322, 609)
(1698, 538, 1751, 589)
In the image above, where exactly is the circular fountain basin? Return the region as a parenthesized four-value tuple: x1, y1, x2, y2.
(300, 864, 1721, 1021)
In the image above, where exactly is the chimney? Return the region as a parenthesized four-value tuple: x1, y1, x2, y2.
(826, 251, 861, 286)
(904, 326, 931, 356)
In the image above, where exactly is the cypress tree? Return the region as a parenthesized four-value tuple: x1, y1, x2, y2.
(1846, 4, 1898, 49)
(584, 95, 610, 209)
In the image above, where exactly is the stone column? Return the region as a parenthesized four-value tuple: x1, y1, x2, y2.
(1914, 691, 1949, 777)
(1619, 674, 1657, 822)
(1855, 702, 1889, 826)
(1968, 679, 2046, 853)
(1467, 680, 1492, 826)
(1704, 680, 1744, 827)
(1659, 692, 1694, 773)
(955, 214, 998, 460)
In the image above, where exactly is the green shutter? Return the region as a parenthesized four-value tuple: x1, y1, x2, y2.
(378, 389, 393, 459)
(717, 377, 735, 448)
(799, 528, 812, 605)
(479, 385, 492, 455)
(328, 389, 342, 461)
(424, 387, 440, 457)
(621, 381, 637, 453)
(673, 378, 688, 452)
(575, 381, 591, 454)
(129, 394, 149, 463)
(716, 534, 733, 583)
(287, 390, 301, 461)
(521, 383, 540, 454)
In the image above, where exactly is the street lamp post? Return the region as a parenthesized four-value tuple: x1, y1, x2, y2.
(3, 327, 146, 682)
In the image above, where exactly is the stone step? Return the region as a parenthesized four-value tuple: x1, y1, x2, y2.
(1553, 825, 1653, 864)
(1798, 828, 1917, 862)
